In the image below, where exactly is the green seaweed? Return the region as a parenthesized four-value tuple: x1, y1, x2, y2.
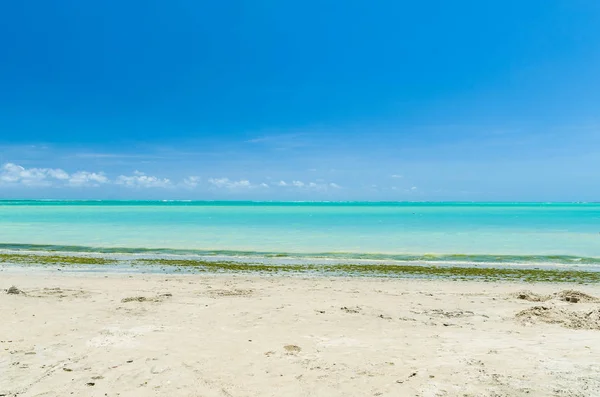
(1, 253, 599, 283)
(0, 253, 112, 265)
(133, 258, 600, 283)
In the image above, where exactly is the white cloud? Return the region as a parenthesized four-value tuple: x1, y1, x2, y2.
(275, 179, 341, 190)
(1, 163, 69, 186)
(208, 177, 266, 189)
(0, 162, 340, 192)
(183, 176, 201, 188)
(0, 163, 112, 188)
(391, 174, 403, 178)
(116, 171, 171, 188)
(208, 178, 244, 189)
(274, 179, 341, 190)
(47, 169, 69, 180)
(68, 171, 109, 187)
(208, 178, 229, 188)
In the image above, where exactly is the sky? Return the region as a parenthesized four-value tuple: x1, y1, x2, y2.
(1, 0, 599, 201)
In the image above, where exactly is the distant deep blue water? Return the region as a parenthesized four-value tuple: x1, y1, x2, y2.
(1, 201, 599, 266)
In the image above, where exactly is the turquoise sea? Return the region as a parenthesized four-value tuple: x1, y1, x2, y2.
(1, 201, 599, 267)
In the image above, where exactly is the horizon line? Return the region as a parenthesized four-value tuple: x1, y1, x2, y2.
(0, 199, 597, 204)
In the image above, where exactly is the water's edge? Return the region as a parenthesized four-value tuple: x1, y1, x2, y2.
(2, 245, 600, 283)
(1, 243, 600, 267)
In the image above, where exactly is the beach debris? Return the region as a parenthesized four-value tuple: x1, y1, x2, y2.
(515, 289, 597, 303)
(515, 290, 550, 302)
(565, 297, 579, 303)
(205, 288, 253, 298)
(341, 306, 361, 314)
(7, 286, 23, 295)
(554, 290, 598, 303)
(427, 309, 474, 318)
(284, 345, 301, 354)
(121, 293, 171, 303)
(86, 382, 95, 387)
(398, 316, 417, 322)
(516, 306, 600, 330)
(396, 372, 418, 383)
(122, 296, 151, 303)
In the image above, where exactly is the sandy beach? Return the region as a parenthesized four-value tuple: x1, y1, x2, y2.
(2, 269, 600, 397)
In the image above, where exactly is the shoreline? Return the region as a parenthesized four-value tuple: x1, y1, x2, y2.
(3, 242, 600, 265)
(2, 270, 600, 396)
(2, 250, 600, 283)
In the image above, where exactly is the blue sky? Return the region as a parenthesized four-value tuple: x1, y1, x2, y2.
(1, 1, 599, 200)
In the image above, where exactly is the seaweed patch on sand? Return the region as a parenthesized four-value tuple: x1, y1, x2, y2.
(2, 252, 600, 283)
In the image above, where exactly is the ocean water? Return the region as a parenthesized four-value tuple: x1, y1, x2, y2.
(1, 201, 599, 266)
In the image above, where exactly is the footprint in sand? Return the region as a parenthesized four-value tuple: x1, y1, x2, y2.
(26, 287, 89, 299)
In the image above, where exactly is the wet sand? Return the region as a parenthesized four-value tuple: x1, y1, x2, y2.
(2, 269, 600, 396)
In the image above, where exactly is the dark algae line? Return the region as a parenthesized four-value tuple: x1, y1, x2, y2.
(1, 243, 600, 265)
(1, 253, 600, 283)
(0, 253, 113, 265)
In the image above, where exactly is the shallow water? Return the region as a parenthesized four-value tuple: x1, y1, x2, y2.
(1, 201, 599, 266)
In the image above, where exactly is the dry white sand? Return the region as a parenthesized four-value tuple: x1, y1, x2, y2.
(2, 269, 600, 397)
